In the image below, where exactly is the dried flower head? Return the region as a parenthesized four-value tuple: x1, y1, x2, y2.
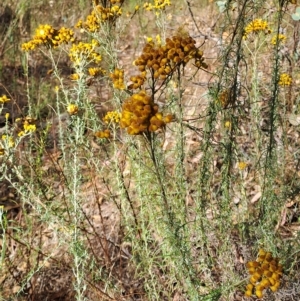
(245, 249, 283, 299)
(131, 33, 207, 89)
(109, 69, 125, 90)
(120, 90, 173, 135)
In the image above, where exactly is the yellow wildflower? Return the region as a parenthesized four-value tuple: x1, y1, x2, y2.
(279, 73, 292, 86)
(21, 41, 37, 51)
(70, 73, 80, 80)
(76, 4, 122, 32)
(8, 137, 15, 147)
(224, 121, 231, 129)
(103, 111, 121, 124)
(109, 68, 125, 90)
(238, 162, 248, 170)
(156, 34, 162, 45)
(67, 104, 79, 115)
(146, 37, 153, 43)
(111, 5, 122, 15)
(5, 113, 9, 120)
(2, 135, 15, 148)
(53, 27, 75, 45)
(22, 24, 55, 50)
(95, 129, 111, 138)
(144, 0, 171, 11)
(88, 67, 105, 77)
(22, 24, 75, 51)
(271, 34, 286, 45)
(69, 40, 101, 65)
(0, 95, 10, 103)
(243, 19, 270, 39)
(23, 122, 36, 133)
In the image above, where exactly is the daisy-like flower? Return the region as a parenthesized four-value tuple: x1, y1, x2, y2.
(109, 68, 125, 90)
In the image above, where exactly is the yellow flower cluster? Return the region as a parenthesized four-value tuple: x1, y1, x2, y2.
(94, 129, 111, 139)
(23, 120, 37, 133)
(88, 67, 105, 77)
(17, 117, 37, 136)
(0, 95, 10, 103)
(279, 73, 292, 86)
(144, 0, 171, 11)
(1, 135, 15, 148)
(54, 27, 76, 45)
(131, 35, 207, 88)
(128, 74, 146, 90)
(147, 35, 162, 46)
(76, 4, 122, 32)
(22, 24, 75, 51)
(271, 34, 286, 45)
(245, 249, 283, 299)
(69, 40, 101, 66)
(67, 104, 79, 115)
(109, 69, 125, 89)
(103, 111, 121, 124)
(238, 161, 248, 170)
(69, 73, 81, 80)
(120, 90, 173, 135)
(243, 19, 271, 39)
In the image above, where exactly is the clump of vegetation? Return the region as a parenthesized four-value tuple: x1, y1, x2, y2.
(0, 0, 300, 300)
